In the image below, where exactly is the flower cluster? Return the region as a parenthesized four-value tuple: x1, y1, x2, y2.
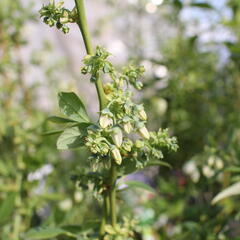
(82, 47, 178, 171)
(48, 46, 178, 193)
(121, 65, 145, 90)
(81, 46, 114, 82)
(102, 217, 138, 240)
(39, 0, 76, 34)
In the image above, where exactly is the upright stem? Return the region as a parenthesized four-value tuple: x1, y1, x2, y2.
(99, 194, 109, 236)
(109, 160, 117, 228)
(74, 0, 117, 235)
(74, 0, 93, 55)
(74, 0, 107, 110)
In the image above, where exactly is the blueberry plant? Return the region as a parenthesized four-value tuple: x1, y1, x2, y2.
(38, 0, 178, 239)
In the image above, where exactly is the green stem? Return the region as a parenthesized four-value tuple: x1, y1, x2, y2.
(109, 160, 117, 228)
(99, 194, 109, 237)
(74, 0, 115, 236)
(74, 0, 93, 55)
(74, 0, 107, 110)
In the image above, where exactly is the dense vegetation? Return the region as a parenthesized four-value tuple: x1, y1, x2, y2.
(1, 0, 240, 239)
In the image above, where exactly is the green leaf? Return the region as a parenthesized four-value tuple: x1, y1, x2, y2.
(0, 193, 15, 224)
(47, 116, 76, 124)
(124, 181, 156, 194)
(25, 227, 75, 239)
(190, 3, 213, 9)
(147, 161, 172, 169)
(57, 123, 90, 150)
(61, 225, 83, 234)
(42, 129, 64, 136)
(212, 181, 240, 205)
(226, 166, 240, 173)
(58, 92, 89, 123)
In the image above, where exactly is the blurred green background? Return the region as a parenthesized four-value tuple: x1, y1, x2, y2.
(1, 0, 240, 239)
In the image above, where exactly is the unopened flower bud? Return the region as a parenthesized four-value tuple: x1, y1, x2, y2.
(215, 158, 224, 170)
(111, 127, 122, 147)
(56, 22, 63, 29)
(139, 109, 147, 121)
(60, 17, 69, 24)
(135, 81, 143, 90)
(122, 139, 133, 152)
(62, 25, 69, 34)
(100, 143, 109, 156)
(202, 166, 214, 178)
(99, 115, 113, 128)
(136, 105, 147, 121)
(81, 66, 88, 75)
(111, 147, 122, 165)
(56, 1, 64, 8)
(138, 125, 150, 140)
(135, 139, 144, 148)
(123, 122, 132, 134)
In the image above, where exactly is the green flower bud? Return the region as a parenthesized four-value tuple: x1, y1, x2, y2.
(123, 122, 132, 134)
(56, 22, 63, 29)
(111, 147, 122, 165)
(100, 143, 109, 156)
(135, 139, 144, 148)
(111, 127, 122, 147)
(215, 157, 224, 170)
(60, 17, 69, 24)
(122, 139, 133, 152)
(44, 17, 55, 27)
(56, 1, 64, 8)
(135, 81, 143, 90)
(136, 105, 147, 121)
(99, 109, 113, 128)
(81, 66, 88, 74)
(99, 115, 113, 128)
(138, 125, 150, 140)
(139, 109, 147, 121)
(62, 25, 70, 34)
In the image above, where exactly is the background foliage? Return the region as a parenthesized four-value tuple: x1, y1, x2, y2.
(1, 0, 240, 239)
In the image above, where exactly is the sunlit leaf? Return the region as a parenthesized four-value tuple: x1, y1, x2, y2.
(56, 123, 90, 150)
(58, 92, 90, 123)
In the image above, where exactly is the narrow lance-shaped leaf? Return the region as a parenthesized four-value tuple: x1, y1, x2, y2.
(190, 3, 213, 9)
(123, 181, 156, 194)
(58, 92, 90, 123)
(42, 129, 64, 136)
(47, 116, 76, 124)
(147, 161, 172, 169)
(212, 181, 240, 205)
